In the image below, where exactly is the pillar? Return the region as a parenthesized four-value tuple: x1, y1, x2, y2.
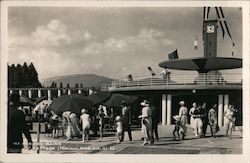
(68, 89, 71, 95)
(162, 94, 167, 125)
(78, 89, 82, 94)
(48, 90, 51, 100)
(167, 94, 172, 125)
(28, 90, 32, 98)
(19, 90, 22, 96)
(38, 90, 41, 98)
(218, 94, 224, 127)
(58, 90, 61, 97)
(223, 94, 229, 126)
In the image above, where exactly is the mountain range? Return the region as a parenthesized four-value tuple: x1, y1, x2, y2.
(41, 74, 113, 88)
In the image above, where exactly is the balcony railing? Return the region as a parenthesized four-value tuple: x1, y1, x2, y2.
(100, 73, 242, 91)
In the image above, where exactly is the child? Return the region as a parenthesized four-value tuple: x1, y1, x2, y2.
(80, 108, 91, 142)
(173, 115, 185, 141)
(50, 114, 59, 139)
(115, 116, 123, 143)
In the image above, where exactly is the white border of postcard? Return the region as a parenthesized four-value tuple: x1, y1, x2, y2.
(1, 1, 249, 163)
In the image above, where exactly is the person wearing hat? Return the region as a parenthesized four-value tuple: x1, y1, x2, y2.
(115, 116, 123, 143)
(178, 101, 188, 138)
(138, 100, 152, 145)
(121, 100, 132, 142)
(7, 93, 33, 153)
(189, 102, 197, 134)
(80, 108, 91, 142)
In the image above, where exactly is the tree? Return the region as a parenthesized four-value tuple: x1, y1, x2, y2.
(51, 81, 55, 88)
(75, 83, 79, 88)
(67, 83, 70, 88)
(60, 82, 63, 88)
(80, 83, 83, 88)
(28, 62, 42, 88)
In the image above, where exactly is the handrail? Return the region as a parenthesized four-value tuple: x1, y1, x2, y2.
(100, 73, 242, 91)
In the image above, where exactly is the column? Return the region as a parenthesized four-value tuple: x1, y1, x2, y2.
(28, 90, 32, 98)
(223, 94, 229, 126)
(19, 90, 22, 96)
(167, 94, 172, 125)
(58, 90, 61, 97)
(38, 90, 41, 98)
(218, 94, 224, 127)
(78, 89, 82, 94)
(48, 90, 51, 100)
(161, 94, 167, 125)
(68, 89, 71, 95)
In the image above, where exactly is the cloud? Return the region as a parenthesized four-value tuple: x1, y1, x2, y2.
(10, 49, 73, 79)
(31, 19, 72, 46)
(81, 28, 174, 56)
(9, 19, 93, 49)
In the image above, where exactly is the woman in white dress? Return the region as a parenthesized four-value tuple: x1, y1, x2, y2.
(62, 111, 81, 141)
(138, 100, 152, 145)
(80, 108, 91, 142)
(189, 102, 197, 134)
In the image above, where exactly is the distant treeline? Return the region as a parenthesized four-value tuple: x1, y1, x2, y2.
(8, 62, 42, 88)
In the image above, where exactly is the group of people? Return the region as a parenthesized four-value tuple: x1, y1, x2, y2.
(7, 92, 239, 153)
(173, 101, 238, 140)
(114, 99, 159, 146)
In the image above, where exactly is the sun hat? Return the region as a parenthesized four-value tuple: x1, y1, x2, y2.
(179, 101, 185, 105)
(115, 116, 122, 121)
(81, 108, 87, 114)
(140, 100, 149, 106)
(173, 115, 180, 121)
(121, 100, 127, 105)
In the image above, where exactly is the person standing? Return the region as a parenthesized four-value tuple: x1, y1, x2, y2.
(121, 100, 132, 141)
(80, 108, 91, 142)
(50, 114, 60, 139)
(150, 99, 159, 143)
(224, 104, 236, 139)
(178, 101, 188, 138)
(115, 116, 123, 143)
(7, 93, 33, 153)
(98, 105, 105, 140)
(62, 111, 81, 141)
(189, 102, 197, 134)
(192, 104, 203, 138)
(200, 102, 208, 137)
(139, 100, 152, 145)
(208, 104, 218, 138)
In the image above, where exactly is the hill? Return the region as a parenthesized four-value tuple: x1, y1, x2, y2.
(41, 74, 113, 88)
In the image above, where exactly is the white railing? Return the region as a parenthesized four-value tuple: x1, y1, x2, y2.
(100, 73, 242, 91)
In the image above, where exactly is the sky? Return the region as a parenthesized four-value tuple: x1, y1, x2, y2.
(8, 7, 242, 80)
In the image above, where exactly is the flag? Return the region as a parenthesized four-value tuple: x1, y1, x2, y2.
(203, 7, 210, 20)
(168, 49, 178, 60)
(147, 67, 156, 77)
(215, 7, 225, 38)
(194, 37, 198, 50)
(219, 7, 235, 55)
(126, 74, 133, 81)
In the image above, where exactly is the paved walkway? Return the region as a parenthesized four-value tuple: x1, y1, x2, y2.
(22, 125, 242, 154)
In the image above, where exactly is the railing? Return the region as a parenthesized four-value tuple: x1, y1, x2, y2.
(100, 73, 242, 91)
